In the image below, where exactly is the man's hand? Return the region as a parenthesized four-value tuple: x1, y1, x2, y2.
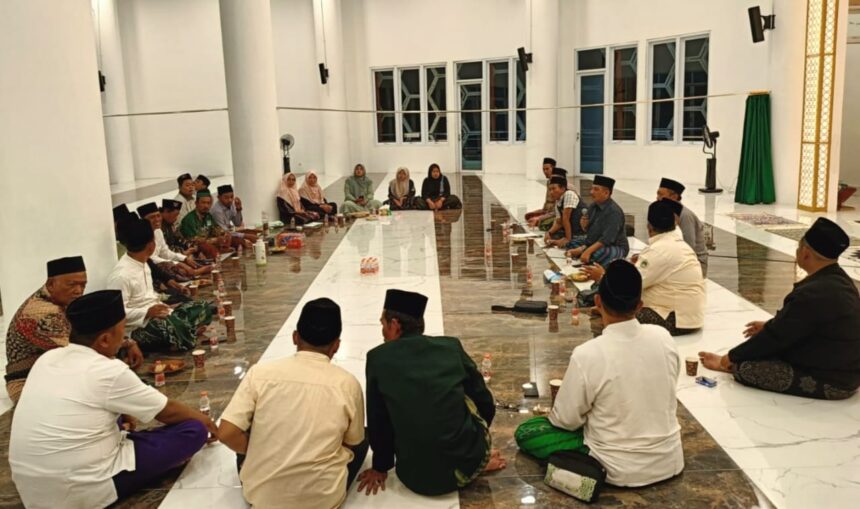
(200, 415, 219, 443)
(234, 197, 242, 211)
(357, 469, 387, 495)
(566, 246, 584, 258)
(124, 339, 144, 369)
(580, 216, 589, 231)
(580, 250, 592, 265)
(357, 197, 367, 206)
(743, 321, 766, 339)
(185, 257, 199, 269)
(146, 303, 171, 319)
(630, 254, 639, 264)
(120, 414, 138, 432)
(581, 264, 605, 282)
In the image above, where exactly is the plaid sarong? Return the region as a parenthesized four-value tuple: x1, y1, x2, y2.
(131, 300, 213, 352)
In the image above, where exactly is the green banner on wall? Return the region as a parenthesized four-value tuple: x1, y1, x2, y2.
(735, 94, 776, 205)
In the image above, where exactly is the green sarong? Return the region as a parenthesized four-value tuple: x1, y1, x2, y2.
(454, 395, 493, 487)
(131, 300, 213, 352)
(515, 416, 588, 460)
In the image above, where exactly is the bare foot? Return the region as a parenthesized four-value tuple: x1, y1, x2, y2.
(483, 449, 507, 472)
(699, 352, 731, 372)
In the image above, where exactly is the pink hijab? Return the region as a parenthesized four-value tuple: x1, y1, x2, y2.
(277, 173, 304, 211)
(299, 170, 325, 204)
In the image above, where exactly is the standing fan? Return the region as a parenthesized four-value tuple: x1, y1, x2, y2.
(280, 134, 295, 174)
(699, 125, 723, 194)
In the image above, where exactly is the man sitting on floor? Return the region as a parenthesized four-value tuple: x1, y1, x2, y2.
(565, 175, 629, 266)
(583, 200, 705, 336)
(700, 218, 860, 400)
(544, 172, 585, 248)
(160, 199, 195, 254)
(657, 178, 709, 276)
(108, 218, 214, 351)
(179, 189, 231, 257)
(516, 260, 684, 487)
(195, 173, 210, 192)
(357, 289, 505, 497)
(175, 173, 197, 222)
(9, 290, 214, 509)
(5, 257, 139, 402)
(526, 157, 557, 229)
(136, 202, 208, 278)
(210, 184, 257, 245)
(219, 298, 367, 508)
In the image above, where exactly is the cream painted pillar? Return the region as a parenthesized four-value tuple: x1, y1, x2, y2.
(313, 0, 351, 176)
(94, 0, 136, 186)
(526, 0, 560, 173)
(0, 0, 118, 311)
(219, 0, 282, 223)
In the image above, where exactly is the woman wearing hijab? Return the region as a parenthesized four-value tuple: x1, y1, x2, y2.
(277, 173, 320, 225)
(387, 167, 418, 210)
(420, 163, 462, 210)
(342, 163, 382, 215)
(299, 170, 338, 218)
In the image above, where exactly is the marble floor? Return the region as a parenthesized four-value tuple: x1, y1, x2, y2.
(0, 172, 857, 508)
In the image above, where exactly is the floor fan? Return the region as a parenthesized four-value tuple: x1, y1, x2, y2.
(699, 125, 723, 194)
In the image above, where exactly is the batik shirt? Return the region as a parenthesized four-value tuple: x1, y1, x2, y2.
(4, 287, 70, 382)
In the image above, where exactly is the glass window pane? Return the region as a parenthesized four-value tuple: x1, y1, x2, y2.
(682, 37, 709, 141)
(426, 66, 447, 142)
(489, 62, 509, 141)
(516, 61, 527, 141)
(612, 47, 637, 141)
(577, 48, 606, 71)
(457, 61, 482, 80)
(650, 42, 675, 141)
(374, 70, 395, 143)
(400, 68, 421, 143)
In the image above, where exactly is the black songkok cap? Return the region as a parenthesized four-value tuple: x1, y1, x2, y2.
(552, 167, 568, 178)
(66, 290, 126, 335)
(593, 175, 616, 191)
(196, 174, 210, 186)
(112, 204, 130, 222)
(543, 157, 557, 167)
(161, 199, 182, 212)
(47, 256, 86, 277)
(119, 218, 154, 249)
(384, 289, 428, 320)
(659, 178, 685, 196)
(648, 200, 676, 231)
(661, 198, 683, 217)
(598, 260, 642, 314)
(549, 176, 568, 188)
(217, 184, 234, 195)
(136, 202, 159, 218)
(177, 173, 193, 186)
(297, 298, 343, 346)
(803, 217, 849, 259)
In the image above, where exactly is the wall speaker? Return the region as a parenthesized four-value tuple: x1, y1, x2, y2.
(318, 63, 329, 85)
(748, 6, 776, 44)
(517, 47, 533, 72)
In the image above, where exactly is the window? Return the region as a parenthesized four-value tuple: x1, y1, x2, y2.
(577, 48, 606, 71)
(373, 64, 448, 144)
(515, 62, 526, 141)
(611, 46, 637, 141)
(649, 35, 709, 142)
(489, 61, 510, 141)
(374, 70, 395, 143)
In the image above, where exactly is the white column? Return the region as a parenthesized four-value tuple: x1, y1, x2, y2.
(219, 0, 282, 223)
(526, 0, 560, 173)
(95, 0, 136, 186)
(0, 0, 118, 311)
(313, 0, 350, 176)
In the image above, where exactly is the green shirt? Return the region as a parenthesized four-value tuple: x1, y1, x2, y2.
(179, 211, 222, 239)
(366, 333, 495, 495)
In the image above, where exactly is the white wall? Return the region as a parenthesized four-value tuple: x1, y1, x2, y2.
(839, 42, 860, 187)
(559, 0, 773, 195)
(116, 0, 232, 181)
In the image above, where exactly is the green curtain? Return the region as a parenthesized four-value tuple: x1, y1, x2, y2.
(735, 94, 776, 204)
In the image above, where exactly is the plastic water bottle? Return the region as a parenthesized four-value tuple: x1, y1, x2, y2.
(255, 238, 267, 266)
(209, 334, 219, 352)
(526, 264, 533, 287)
(290, 217, 296, 230)
(570, 308, 581, 326)
(237, 244, 243, 257)
(261, 211, 270, 237)
(199, 391, 211, 416)
(154, 361, 166, 387)
(481, 354, 493, 383)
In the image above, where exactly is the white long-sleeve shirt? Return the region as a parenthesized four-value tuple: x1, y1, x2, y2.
(175, 193, 196, 223)
(635, 230, 705, 329)
(106, 254, 161, 330)
(152, 228, 186, 265)
(549, 319, 684, 487)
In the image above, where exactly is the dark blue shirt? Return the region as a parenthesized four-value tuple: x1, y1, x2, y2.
(585, 198, 629, 252)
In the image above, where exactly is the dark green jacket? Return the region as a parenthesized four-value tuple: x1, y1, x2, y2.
(366, 333, 495, 495)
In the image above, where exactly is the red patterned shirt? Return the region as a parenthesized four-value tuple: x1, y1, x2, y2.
(4, 287, 70, 382)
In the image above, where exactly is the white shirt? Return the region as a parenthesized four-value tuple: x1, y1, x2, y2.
(175, 192, 196, 223)
(153, 228, 186, 264)
(106, 254, 162, 330)
(10, 344, 167, 509)
(221, 352, 365, 509)
(636, 230, 706, 329)
(549, 319, 684, 487)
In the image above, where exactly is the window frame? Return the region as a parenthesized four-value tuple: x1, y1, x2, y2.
(485, 57, 526, 145)
(608, 43, 639, 145)
(646, 32, 710, 145)
(371, 62, 449, 146)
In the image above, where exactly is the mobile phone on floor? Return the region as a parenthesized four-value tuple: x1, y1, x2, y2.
(695, 376, 717, 388)
(522, 382, 539, 398)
